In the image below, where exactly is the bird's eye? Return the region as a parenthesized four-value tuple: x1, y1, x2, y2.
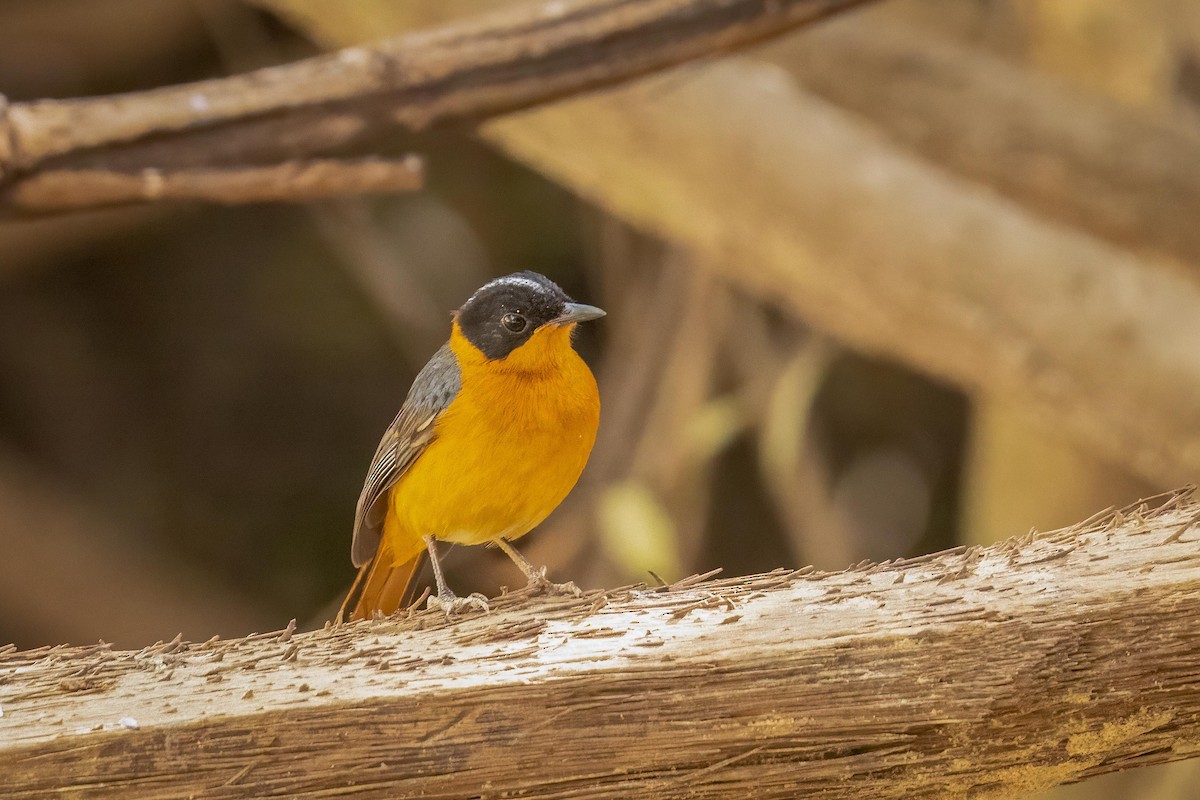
(501, 313, 527, 333)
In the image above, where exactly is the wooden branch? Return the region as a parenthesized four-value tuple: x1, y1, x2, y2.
(6, 157, 424, 213)
(0, 0, 874, 215)
(3, 492, 1199, 798)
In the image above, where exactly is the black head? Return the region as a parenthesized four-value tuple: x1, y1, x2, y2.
(456, 271, 604, 360)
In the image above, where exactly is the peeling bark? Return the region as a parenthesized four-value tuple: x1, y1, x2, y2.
(2, 493, 1199, 798)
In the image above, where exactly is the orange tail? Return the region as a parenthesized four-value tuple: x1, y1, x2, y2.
(338, 542, 424, 622)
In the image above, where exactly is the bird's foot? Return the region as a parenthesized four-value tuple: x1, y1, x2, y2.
(525, 566, 583, 598)
(427, 590, 490, 617)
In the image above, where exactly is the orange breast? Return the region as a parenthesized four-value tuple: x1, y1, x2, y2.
(382, 322, 600, 563)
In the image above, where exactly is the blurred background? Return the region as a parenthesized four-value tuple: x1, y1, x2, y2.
(1, 1, 1198, 796)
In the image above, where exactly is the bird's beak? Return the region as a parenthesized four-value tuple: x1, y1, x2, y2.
(553, 302, 606, 325)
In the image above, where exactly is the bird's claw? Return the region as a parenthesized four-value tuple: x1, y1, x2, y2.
(545, 579, 583, 597)
(526, 568, 583, 598)
(427, 591, 490, 617)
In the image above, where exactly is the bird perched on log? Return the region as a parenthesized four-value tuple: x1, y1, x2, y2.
(340, 271, 604, 621)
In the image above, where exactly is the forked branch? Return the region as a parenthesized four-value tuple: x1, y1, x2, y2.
(0, 0, 873, 214)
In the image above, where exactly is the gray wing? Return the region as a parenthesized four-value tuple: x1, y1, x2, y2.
(351, 343, 461, 567)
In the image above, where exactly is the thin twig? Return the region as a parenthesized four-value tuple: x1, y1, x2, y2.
(6, 157, 422, 213)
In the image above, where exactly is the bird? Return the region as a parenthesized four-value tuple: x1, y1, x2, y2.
(339, 271, 604, 621)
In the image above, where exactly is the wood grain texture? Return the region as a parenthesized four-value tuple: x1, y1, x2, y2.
(2, 492, 1199, 798)
(0, 0, 872, 214)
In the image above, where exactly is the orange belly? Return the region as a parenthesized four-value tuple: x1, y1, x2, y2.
(382, 328, 599, 566)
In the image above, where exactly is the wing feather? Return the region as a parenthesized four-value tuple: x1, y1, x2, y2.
(351, 344, 461, 567)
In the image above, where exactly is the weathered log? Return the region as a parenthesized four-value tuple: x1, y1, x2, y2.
(2, 492, 1199, 798)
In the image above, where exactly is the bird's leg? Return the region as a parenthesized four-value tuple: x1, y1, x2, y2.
(495, 538, 582, 597)
(423, 535, 489, 616)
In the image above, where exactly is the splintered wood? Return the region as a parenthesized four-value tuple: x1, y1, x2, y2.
(2, 491, 1199, 799)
